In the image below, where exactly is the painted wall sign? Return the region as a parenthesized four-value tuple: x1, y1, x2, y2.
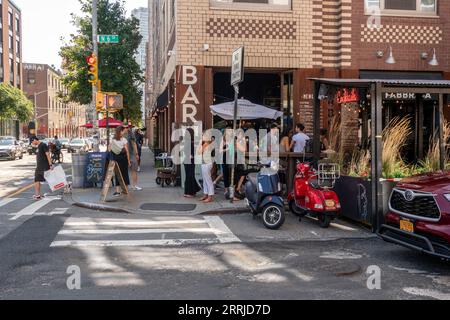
(181, 66, 200, 124)
(383, 92, 438, 101)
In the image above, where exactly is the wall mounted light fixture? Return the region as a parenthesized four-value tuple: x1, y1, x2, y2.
(376, 45, 396, 64)
(420, 48, 439, 66)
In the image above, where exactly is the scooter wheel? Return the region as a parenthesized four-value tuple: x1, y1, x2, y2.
(262, 204, 285, 230)
(319, 215, 332, 229)
(156, 177, 162, 185)
(289, 200, 307, 217)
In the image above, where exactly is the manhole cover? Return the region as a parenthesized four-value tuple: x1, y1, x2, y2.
(140, 203, 197, 212)
(319, 261, 362, 277)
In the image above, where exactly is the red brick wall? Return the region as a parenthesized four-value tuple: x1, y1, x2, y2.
(349, 1, 450, 74)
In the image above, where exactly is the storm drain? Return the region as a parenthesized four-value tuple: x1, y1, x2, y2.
(140, 203, 197, 212)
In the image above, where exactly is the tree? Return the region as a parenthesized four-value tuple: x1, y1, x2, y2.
(60, 0, 144, 124)
(0, 83, 34, 123)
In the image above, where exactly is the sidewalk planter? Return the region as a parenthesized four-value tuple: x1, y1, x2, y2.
(72, 153, 88, 189)
(334, 176, 372, 226)
(334, 176, 397, 227)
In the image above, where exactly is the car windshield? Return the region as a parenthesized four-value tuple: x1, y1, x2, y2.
(0, 140, 14, 146)
(71, 140, 84, 144)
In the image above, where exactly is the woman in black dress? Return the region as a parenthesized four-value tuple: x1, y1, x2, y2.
(109, 126, 131, 197)
(184, 128, 201, 198)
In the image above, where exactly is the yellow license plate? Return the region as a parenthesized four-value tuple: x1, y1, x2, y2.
(325, 200, 335, 208)
(400, 219, 414, 233)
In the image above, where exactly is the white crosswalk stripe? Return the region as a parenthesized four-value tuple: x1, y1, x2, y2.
(9, 198, 56, 220)
(51, 217, 241, 248)
(2, 196, 63, 220)
(0, 198, 18, 210)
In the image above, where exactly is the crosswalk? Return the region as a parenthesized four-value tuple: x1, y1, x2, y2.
(0, 196, 242, 249)
(51, 216, 241, 248)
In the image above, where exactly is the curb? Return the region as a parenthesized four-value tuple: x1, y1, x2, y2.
(63, 193, 250, 216)
(63, 193, 131, 214)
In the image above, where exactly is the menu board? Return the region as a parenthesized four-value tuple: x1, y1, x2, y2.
(84, 152, 107, 187)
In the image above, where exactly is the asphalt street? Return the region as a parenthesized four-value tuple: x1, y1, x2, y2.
(0, 151, 449, 300)
(0, 195, 449, 300)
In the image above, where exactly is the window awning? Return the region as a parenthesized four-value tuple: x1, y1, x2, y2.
(156, 87, 169, 109)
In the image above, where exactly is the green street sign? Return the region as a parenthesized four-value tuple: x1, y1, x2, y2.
(97, 35, 120, 44)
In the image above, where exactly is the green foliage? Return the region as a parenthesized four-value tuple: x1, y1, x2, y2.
(60, 0, 144, 124)
(0, 83, 34, 122)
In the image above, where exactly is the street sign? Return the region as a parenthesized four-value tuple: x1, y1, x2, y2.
(97, 35, 120, 44)
(231, 46, 245, 86)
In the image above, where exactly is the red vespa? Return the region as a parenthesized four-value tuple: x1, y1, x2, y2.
(288, 161, 341, 228)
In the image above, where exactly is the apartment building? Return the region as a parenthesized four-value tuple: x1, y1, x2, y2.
(22, 63, 87, 139)
(132, 7, 150, 125)
(147, 0, 450, 153)
(0, 0, 22, 138)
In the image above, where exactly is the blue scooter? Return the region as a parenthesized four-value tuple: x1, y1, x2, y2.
(244, 163, 286, 230)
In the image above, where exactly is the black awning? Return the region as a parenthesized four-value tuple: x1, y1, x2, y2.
(157, 88, 169, 109)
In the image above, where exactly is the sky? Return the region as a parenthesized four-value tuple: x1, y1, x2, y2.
(14, 0, 148, 68)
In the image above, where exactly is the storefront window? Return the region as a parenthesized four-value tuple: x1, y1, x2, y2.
(210, 0, 291, 11)
(365, 0, 437, 15)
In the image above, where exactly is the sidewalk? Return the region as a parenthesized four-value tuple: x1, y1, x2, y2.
(64, 148, 249, 216)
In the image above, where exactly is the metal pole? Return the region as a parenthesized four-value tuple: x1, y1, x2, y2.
(34, 92, 37, 135)
(229, 84, 239, 202)
(92, 0, 100, 152)
(439, 93, 445, 170)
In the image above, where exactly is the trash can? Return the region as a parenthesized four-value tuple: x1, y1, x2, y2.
(72, 153, 88, 188)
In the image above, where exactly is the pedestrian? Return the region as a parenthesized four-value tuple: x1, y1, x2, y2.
(320, 129, 330, 151)
(183, 128, 201, 198)
(127, 127, 142, 191)
(198, 134, 215, 204)
(109, 126, 131, 197)
(290, 123, 310, 153)
(280, 128, 292, 153)
(30, 136, 52, 200)
(135, 129, 144, 172)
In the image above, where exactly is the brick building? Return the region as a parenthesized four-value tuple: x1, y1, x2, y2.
(0, 0, 23, 138)
(22, 63, 87, 139)
(147, 0, 450, 157)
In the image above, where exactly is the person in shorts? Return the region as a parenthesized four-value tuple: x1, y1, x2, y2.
(31, 136, 52, 200)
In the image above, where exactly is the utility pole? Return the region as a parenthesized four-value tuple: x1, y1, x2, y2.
(92, 0, 100, 152)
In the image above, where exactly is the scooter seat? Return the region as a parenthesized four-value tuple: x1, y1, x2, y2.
(248, 173, 258, 186)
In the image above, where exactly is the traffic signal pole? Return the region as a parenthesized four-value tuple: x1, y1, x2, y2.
(92, 0, 100, 152)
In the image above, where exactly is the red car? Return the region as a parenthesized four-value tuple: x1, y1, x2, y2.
(379, 171, 450, 260)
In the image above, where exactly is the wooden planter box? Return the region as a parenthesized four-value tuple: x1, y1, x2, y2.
(334, 176, 397, 227)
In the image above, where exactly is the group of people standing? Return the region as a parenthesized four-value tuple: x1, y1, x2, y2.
(109, 126, 145, 196)
(183, 123, 318, 203)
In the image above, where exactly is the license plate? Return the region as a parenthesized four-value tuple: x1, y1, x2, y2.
(400, 219, 414, 233)
(325, 200, 335, 208)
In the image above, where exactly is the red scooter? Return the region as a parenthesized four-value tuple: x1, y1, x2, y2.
(288, 161, 341, 228)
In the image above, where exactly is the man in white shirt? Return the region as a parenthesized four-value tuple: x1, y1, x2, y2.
(290, 123, 310, 153)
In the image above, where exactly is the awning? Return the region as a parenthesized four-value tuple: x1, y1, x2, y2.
(157, 87, 169, 109)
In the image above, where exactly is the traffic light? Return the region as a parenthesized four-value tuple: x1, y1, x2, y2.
(86, 54, 98, 85)
(107, 94, 124, 110)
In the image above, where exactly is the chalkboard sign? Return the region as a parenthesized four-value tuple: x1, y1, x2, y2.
(84, 152, 108, 188)
(100, 160, 128, 202)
